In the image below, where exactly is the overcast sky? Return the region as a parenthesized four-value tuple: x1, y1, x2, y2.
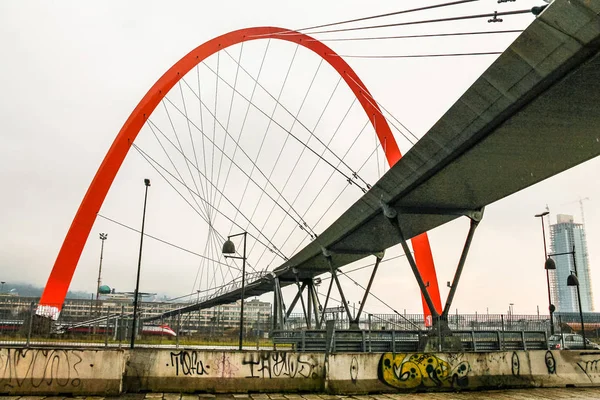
(2, 0, 599, 316)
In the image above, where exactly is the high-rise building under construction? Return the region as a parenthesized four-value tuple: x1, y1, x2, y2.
(549, 214, 594, 312)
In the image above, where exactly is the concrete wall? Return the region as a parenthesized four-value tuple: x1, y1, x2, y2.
(327, 351, 600, 393)
(4, 347, 600, 394)
(0, 348, 125, 395)
(124, 349, 324, 393)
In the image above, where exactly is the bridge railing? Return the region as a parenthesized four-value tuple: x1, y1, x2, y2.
(271, 329, 549, 353)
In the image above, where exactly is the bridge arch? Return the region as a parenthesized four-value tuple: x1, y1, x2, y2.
(38, 26, 442, 318)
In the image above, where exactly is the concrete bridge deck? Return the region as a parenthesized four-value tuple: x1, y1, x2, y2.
(3, 389, 600, 400)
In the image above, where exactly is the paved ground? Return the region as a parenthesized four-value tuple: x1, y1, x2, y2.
(3, 389, 600, 400)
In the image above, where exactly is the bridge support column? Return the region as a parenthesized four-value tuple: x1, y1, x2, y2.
(382, 201, 484, 351)
(442, 212, 483, 318)
(307, 279, 322, 329)
(272, 277, 286, 331)
(326, 255, 355, 327)
(352, 253, 384, 328)
(319, 273, 335, 328)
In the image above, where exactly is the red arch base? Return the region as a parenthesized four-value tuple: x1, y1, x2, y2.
(38, 27, 442, 320)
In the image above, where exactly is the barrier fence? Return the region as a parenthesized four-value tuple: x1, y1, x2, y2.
(2, 296, 600, 349)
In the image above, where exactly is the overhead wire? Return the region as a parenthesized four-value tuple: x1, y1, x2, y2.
(332, 51, 503, 59)
(253, 0, 480, 36)
(283, 9, 533, 36)
(311, 29, 523, 42)
(96, 214, 238, 270)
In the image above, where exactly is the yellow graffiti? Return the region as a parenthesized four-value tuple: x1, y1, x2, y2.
(379, 353, 469, 389)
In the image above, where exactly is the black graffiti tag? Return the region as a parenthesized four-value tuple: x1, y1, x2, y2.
(0, 349, 82, 390)
(169, 351, 210, 376)
(511, 352, 520, 376)
(242, 352, 318, 379)
(545, 351, 556, 374)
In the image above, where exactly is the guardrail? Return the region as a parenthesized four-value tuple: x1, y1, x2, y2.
(271, 329, 548, 352)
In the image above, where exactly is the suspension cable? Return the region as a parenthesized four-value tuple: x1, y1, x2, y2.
(257, 118, 371, 265)
(205, 55, 371, 192)
(172, 82, 318, 237)
(132, 142, 283, 263)
(233, 44, 301, 236)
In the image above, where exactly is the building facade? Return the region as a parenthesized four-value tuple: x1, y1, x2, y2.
(0, 294, 271, 335)
(549, 214, 594, 312)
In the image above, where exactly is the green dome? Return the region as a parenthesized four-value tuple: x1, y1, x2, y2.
(98, 285, 111, 294)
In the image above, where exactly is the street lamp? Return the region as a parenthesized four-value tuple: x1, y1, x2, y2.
(535, 211, 555, 334)
(0, 281, 5, 294)
(546, 246, 586, 349)
(222, 231, 247, 351)
(96, 233, 108, 312)
(131, 178, 151, 349)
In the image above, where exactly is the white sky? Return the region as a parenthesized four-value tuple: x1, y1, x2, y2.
(1, 0, 599, 316)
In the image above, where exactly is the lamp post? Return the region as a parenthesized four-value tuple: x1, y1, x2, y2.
(0, 281, 5, 294)
(96, 233, 108, 313)
(130, 178, 151, 349)
(222, 231, 247, 351)
(547, 246, 586, 349)
(535, 211, 555, 334)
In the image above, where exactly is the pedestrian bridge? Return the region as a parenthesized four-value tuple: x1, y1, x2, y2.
(147, 0, 600, 328)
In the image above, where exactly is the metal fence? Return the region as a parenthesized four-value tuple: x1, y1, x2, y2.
(272, 329, 549, 353)
(284, 311, 600, 338)
(0, 299, 272, 349)
(3, 296, 600, 349)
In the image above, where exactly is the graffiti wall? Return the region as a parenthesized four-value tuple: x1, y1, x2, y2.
(0, 348, 125, 395)
(4, 347, 600, 395)
(378, 353, 470, 389)
(124, 349, 324, 393)
(327, 350, 600, 393)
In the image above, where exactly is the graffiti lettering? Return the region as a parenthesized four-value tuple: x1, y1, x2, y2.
(379, 353, 469, 389)
(350, 356, 359, 384)
(212, 354, 237, 378)
(511, 352, 520, 376)
(242, 352, 319, 379)
(578, 359, 600, 377)
(0, 349, 82, 390)
(545, 351, 556, 374)
(169, 351, 209, 376)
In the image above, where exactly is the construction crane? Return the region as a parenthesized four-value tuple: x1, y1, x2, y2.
(579, 197, 590, 228)
(558, 197, 590, 226)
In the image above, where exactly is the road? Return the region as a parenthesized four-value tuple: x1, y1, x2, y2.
(4, 389, 600, 399)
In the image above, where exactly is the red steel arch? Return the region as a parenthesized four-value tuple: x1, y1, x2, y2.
(38, 27, 442, 318)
